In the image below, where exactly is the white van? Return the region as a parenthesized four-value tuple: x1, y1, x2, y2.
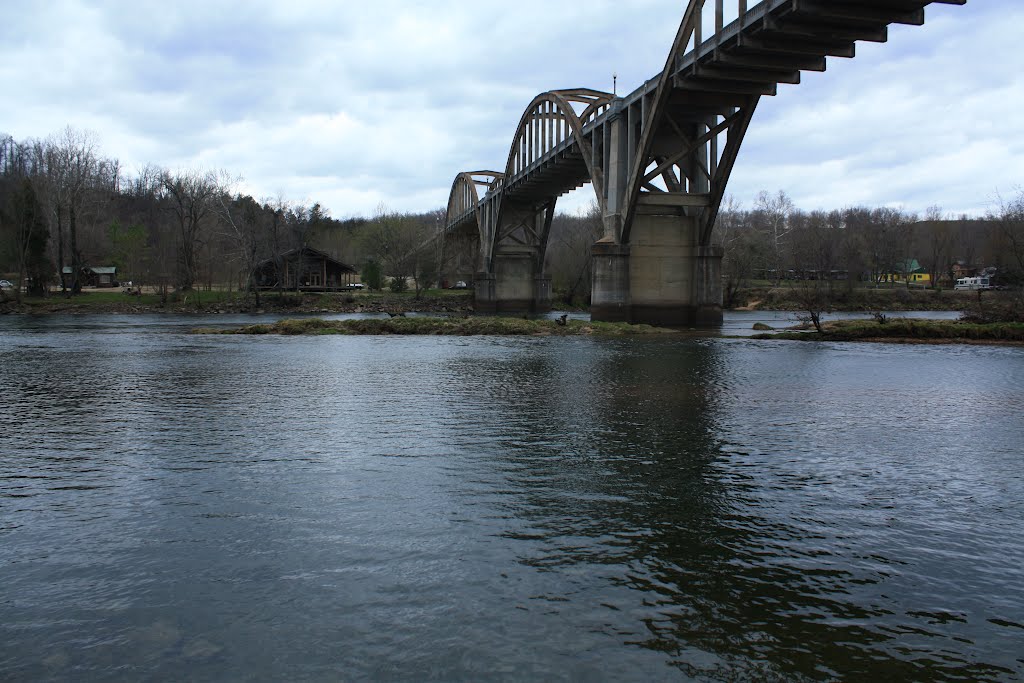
(954, 276, 991, 291)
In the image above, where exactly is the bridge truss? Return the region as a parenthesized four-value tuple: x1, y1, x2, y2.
(441, 0, 966, 319)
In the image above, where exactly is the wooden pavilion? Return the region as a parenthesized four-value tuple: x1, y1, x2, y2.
(252, 247, 358, 291)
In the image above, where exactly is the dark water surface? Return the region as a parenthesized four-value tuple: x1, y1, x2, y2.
(2, 314, 1023, 681)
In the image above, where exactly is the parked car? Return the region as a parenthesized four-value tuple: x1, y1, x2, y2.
(0, 279, 13, 290)
(451, 281, 468, 289)
(344, 283, 365, 290)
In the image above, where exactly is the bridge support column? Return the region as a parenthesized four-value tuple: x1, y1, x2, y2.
(693, 244, 725, 328)
(630, 213, 723, 327)
(473, 272, 496, 312)
(591, 241, 631, 322)
(474, 249, 550, 314)
(591, 212, 723, 327)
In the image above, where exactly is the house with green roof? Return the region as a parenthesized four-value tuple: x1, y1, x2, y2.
(879, 259, 930, 286)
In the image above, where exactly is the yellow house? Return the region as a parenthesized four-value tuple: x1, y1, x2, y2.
(879, 259, 930, 285)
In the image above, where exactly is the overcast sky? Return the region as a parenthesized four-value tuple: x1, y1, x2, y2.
(2, 1, 1019, 219)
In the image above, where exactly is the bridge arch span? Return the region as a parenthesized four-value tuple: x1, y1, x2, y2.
(440, 171, 503, 287)
(499, 89, 614, 219)
(446, 0, 965, 323)
(480, 89, 614, 286)
(445, 170, 503, 232)
(502, 90, 613, 190)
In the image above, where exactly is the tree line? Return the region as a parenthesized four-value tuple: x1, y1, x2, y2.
(0, 128, 443, 304)
(713, 190, 1024, 307)
(3, 127, 1020, 308)
(541, 190, 1024, 307)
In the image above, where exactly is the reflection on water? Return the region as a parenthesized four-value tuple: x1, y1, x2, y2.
(1, 315, 1022, 680)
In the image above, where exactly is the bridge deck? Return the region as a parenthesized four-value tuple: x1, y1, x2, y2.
(446, 0, 962, 234)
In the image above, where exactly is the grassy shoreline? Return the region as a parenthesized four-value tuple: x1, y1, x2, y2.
(0, 289, 477, 315)
(731, 285, 988, 312)
(193, 316, 678, 337)
(197, 316, 1024, 344)
(748, 319, 1024, 344)
(6, 287, 1022, 345)
(0, 285, 1009, 316)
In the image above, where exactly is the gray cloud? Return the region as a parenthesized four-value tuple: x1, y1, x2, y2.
(2, 1, 1014, 218)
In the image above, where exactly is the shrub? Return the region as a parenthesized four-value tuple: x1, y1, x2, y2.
(361, 261, 383, 291)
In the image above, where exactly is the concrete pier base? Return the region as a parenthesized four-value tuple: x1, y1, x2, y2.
(591, 241, 631, 322)
(473, 272, 497, 313)
(591, 213, 723, 327)
(474, 250, 550, 314)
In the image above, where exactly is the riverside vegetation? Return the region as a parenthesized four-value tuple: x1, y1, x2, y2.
(193, 313, 1024, 344)
(0, 288, 476, 315)
(749, 290, 1024, 344)
(752, 319, 1024, 344)
(193, 317, 676, 337)
(5, 278, 1022, 345)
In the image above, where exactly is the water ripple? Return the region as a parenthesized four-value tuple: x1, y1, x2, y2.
(1, 317, 1022, 680)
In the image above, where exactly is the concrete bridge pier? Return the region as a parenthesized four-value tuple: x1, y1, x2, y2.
(591, 241, 631, 322)
(591, 211, 723, 327)
(474, 248, 551, 314)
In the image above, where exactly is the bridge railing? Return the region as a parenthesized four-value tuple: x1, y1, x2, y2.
(501, 3, 777, 195)
(470, 3, 777, 212)
(680, 0, 776, 63)
(497, 90, 614, 206)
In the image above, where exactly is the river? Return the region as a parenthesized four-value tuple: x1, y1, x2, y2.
(1, 313, 1022, 681)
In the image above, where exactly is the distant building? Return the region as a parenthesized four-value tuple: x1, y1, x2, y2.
(252, 247, 358, 291)
(951, 261, 975, 280)
(879, 259, 930, 285)
(61, 266, 117, 288)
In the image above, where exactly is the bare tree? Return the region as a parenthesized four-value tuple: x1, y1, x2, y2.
(262, 196, 292, 293)
(10, 180, 52, 300)
(790, 210, 843, 331)
(160, 168, 219, 290)
(922, 205, 954, 289)
(754, 189, 794, 285)
(793, 210, 842, 283)
(50, 127, 100, 293)
(853, 207, 914, 287)
(359, 205, 435, 298)
(119, 164, 169, 296)
(216, 186, 264, 307)
(546, 202, 603, 305)
(0, 138, 51, 300)
(713, 197, 766, 306)
(989, 189, 1024, 284)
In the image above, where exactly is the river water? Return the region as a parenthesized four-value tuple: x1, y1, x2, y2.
(1, 313, 1022, 681)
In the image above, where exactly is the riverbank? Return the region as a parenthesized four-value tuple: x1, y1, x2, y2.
(749, 318, 1024, 345)
(3, 286, 1018, 324)
(0, 289, 476, 316)
(732, 285, 979, 312)
(194, 316, 676, 337)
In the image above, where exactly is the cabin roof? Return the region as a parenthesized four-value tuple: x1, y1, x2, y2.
(62, 266, 117, 275)
(254, 247, 356, 273)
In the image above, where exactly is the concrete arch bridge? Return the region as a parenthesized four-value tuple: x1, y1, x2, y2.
(441, 0, 966, 325)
